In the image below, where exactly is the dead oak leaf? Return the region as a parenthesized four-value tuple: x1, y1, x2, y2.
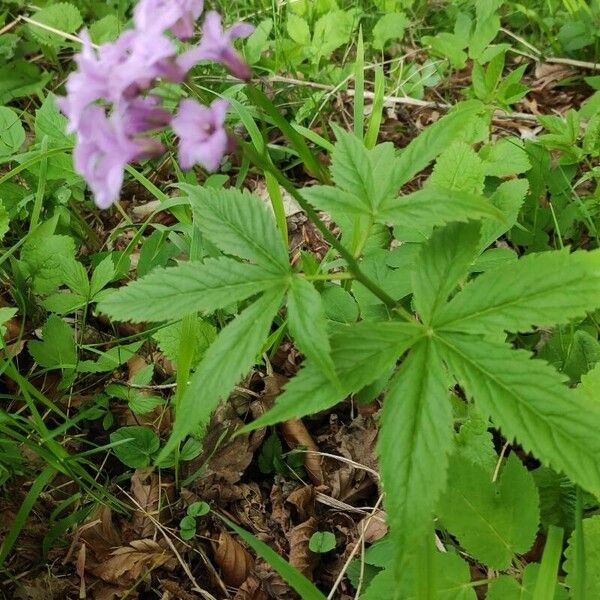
(213, 531, 255, 588)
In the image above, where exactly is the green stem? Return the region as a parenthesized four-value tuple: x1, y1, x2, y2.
(29, 136, 48, 233)
(303, 272, 354, 281)
(265, 170, 288, 247)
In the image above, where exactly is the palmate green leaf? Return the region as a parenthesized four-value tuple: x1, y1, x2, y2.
(437, 333, 600, 495)
(158, 287, 286, 461)
(378, 339, 454, 579)
(185, 186, 289, 273)
(98, 258, 288, 322)
(437, 453, 539, 570)
(434, 248, 600, 333)
(28, 315, 76, 371)
(241, 321, 425, 430)
(380, 186, 503, 242)
(412, 222, 481, 325)
(286, 276, 337, 383)
(393, 100, 490, 188)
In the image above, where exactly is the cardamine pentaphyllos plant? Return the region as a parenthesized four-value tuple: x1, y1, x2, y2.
(81, 2, 600, 597)
(98, 93, 600, 597)
(58, 0, 254, 208)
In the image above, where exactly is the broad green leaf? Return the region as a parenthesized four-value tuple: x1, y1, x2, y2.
(186, 186, 289, 273)
(565, 515, 600, 598)
(480, 137, 531, 177)
(309, 531, 336, 553)
(158, 287, 285, 460)
(435, 249, 600, 333)
(380, 187, 503, 242)
(330, 126, 375, 210)
(242, 321, 425, 429)
(0, 107, 25, 157)
(0, 61, 51, 105)
(35, 94, 71, 146)
(392, 101, 489, 188)
(90, 256, 115, 297)
(437, 333, 600, 495)
(245, 18, 273, 63)
(287, 14, 310, 45)
(422, 33, 468, 68)
(429, 142, 485, 195)
(362, 551, 476, 600)
(301, 186, 368, 223)
(61, 259, 90, 297)
(321, 284, 359, 323)
(89, 15, 120, 44)
(21, 233, 76, 295)
(28, 315, 76, 371)
(42, 292, 86, 315)
(27, 3, 83, 47)
(311, 10, 355, 60)
(455, 407, 497, 471)
(372, 12, 407, 50)
(412, 222, 481, 324)
(99, 258, 288, 322)
(222, 517, 327, 600)
(437, 453, 539, 569)
(110, 426, 159, 469)
(378, 339, 453, 578)
(287, 276, 337, 383)
(152, 317, 216, 368)
(479, 179, 528, 249)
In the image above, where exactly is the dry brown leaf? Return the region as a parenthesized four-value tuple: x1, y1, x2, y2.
(77, 506, 122, 562)
(160, 579, 199, 600)
(287, 517, 318, 579)
(279, 419, 324, 485)
(130, 469, 161, 538)
(533, 63, 574, 90)
(234, 575, 268, 600)
(358, 509, 388, 544)
(213, 531, 255, 587)
(285, 485, 315, 521)
(90, 539, 175, 586)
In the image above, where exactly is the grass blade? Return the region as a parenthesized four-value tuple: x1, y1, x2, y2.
(220, 515, 327, 600)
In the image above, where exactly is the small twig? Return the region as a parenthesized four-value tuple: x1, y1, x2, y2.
(302, 450, 380, 479)
(492, 442, 510, 483)
(327, 495, 384, 600)
(546, 56, 600, 71)
(19, 15, 100, 47)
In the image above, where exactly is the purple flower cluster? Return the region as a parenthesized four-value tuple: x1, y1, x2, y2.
(59, 0, 254, 208)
